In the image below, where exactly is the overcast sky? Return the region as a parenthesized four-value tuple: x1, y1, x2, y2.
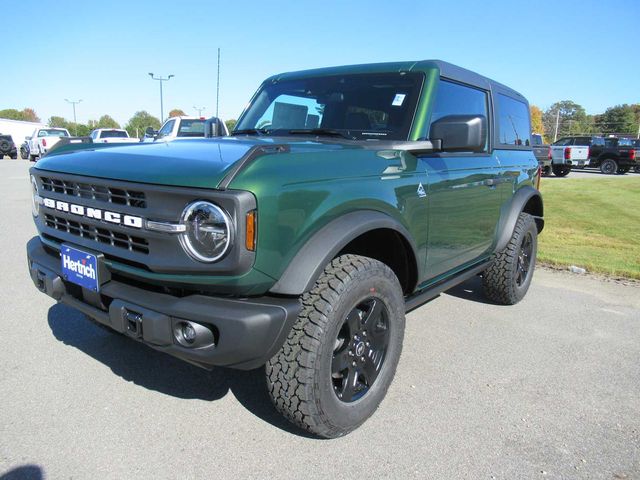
(2, 0, 638, 126)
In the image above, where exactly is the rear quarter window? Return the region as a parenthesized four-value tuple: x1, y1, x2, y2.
(496, 94, 531, 147)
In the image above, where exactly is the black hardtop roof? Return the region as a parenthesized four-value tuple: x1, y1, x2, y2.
(427, 60, 527, 103)
(270, 59, 527, 103)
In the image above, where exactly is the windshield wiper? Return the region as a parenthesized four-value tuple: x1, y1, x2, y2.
(231, 128, 270, 136)
(287, 128, 351, 139)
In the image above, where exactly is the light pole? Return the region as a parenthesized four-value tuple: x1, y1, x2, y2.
(193, 106, 206, 117)
(64, 98, 82, 135)
(148, 73, 174, 122)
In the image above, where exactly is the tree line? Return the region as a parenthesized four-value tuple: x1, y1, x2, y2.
(530, 102, 640, 143)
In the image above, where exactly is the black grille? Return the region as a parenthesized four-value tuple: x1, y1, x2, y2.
(40, 176, 146, 208)
(44, 214, 149, 254)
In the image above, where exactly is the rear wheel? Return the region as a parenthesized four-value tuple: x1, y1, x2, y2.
(552, 165, 570, 177)
(482, 212, 537, 305)
(635, 166, 640, 174)
(600, 159, 617, 175)
(266, 254, 405, 438)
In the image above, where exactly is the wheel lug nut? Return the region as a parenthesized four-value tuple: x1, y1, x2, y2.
(352, 361, 357, 367)
(348, 351, 354, 356)
(362, 331, 367, 337)
(366, 342, 370, 347)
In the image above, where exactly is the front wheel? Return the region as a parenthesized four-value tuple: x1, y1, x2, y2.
(552, 165, 571, 177)
(635, 166, 640, 174)
(617, 167, 629, 175)
(600, 159, 617, 175)
(266, 254, 405, 438)
(482, 212, 538, 305)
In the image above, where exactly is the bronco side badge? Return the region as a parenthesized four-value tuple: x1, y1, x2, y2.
(417, 182, 426, 198)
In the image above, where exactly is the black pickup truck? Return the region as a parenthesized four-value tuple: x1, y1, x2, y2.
(556, 135, 638, 174)
(531, 133, 551, 175)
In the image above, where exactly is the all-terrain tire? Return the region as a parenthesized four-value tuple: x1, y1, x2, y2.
(600, 158, 617, 175)
(482, 212, 537, 305)
(552, 165, 570, 177)
(266, 254, 405, 438)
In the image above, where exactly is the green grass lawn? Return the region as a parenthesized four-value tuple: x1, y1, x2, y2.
(537, 175, 640, 279)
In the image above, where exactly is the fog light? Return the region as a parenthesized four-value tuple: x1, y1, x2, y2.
(182, 323, 197, 344)
(173, 320, 216, 349)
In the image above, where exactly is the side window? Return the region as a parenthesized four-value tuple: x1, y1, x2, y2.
(157, 120, 175, 138)
(430, 80, 489, 152)
(497, 94, 531, 146)
(38, 130, 47, 137)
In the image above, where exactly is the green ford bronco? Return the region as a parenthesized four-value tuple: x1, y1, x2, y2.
(27, 60, 543, 438)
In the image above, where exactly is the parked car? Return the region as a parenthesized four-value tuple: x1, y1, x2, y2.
(27, 60, 543, 438)
(89, 128, 136, 144)
(20, 138, 30, 159)
(28, 127, 71, 160)
(145, 116, 229, 142)
(555, 136, 638, 174)
(0, 134, 18, 159)
(531, 133, 551, 175)
(549, 137, 589, 176)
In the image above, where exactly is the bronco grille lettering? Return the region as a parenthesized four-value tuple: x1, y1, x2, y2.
(41, 197, 143, 229)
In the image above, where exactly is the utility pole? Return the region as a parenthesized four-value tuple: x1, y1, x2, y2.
(216, 48, 220, 118)
(553, 108, 561, 142)
(193, 106, 206, 117)
(148, 73, 174, 122)
(64, 98, 82, 135)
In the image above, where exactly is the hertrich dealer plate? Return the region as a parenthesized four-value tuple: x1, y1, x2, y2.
(61, 244, 99, 291)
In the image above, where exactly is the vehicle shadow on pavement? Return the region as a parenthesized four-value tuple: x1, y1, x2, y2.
(0, 464, 44, 480)
(443, 275, 496, 305)
(47, 304, 317, 438)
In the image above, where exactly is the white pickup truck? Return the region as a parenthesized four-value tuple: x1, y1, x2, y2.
(28, 127, 71, 161)
(549, 138, 590, 177)
(89, 128, 136, 144)
(143, 116, 229, 142)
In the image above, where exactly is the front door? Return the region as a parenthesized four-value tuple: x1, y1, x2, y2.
(422, 79, 502, 279)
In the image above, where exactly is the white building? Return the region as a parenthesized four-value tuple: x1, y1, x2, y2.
(0, 118, 47, 145)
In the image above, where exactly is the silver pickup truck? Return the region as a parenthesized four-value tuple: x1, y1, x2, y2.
(549, 138, 590, 177)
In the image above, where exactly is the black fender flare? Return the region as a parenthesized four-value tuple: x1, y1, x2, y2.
(269, 210, 419, 296)
(495, 186, 544, 252)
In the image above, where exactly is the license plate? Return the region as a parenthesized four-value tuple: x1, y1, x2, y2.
(61, 244, 99, 291)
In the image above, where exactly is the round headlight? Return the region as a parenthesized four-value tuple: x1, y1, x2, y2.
(30, 175, 39, 217)
(179, 201, 233, 262)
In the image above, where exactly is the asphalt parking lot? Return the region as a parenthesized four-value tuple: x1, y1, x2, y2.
(0, 159, 638, 480)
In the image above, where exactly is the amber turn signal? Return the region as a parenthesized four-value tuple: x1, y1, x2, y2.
(246, 210, 257, 251)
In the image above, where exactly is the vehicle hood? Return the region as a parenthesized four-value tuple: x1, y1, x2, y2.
(32, 137, 362, 189)
(33, 139, 263, 188)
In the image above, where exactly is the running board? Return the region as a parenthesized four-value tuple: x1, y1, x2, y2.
(404, 261, 491, 313)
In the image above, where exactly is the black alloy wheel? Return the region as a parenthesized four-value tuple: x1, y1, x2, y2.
(515, 231, 533, 288)
(331, 298, 389, 403)
(600, 159, 617, 175)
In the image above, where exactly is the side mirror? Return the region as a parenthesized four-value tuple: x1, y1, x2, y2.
(25, 136, 31, 140)
(204, 117, 228, 138)
(144, 127, 156, 137)
(430, 114, 486, 152)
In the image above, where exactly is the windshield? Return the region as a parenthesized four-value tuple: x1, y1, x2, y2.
(101, 130, 128, 138)
(235, 73, 424, 140)
(177, 119, 206, 137)
(531, 134, 543, 145)
(40, 129, 69, 137)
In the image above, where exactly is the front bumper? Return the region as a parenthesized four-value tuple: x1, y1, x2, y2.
(27, 237, 300, 370)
